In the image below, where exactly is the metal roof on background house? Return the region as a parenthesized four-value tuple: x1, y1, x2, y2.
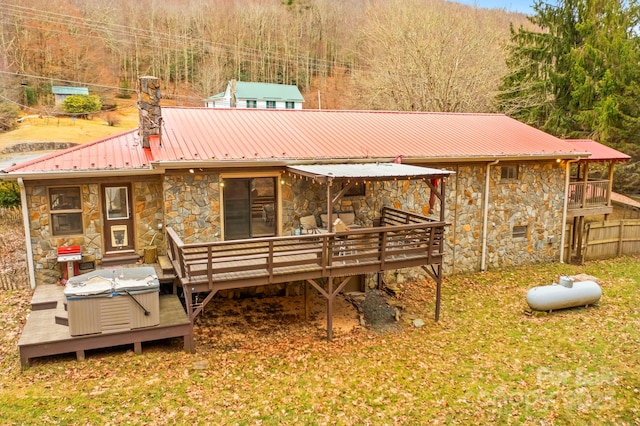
(564, 139, 631, 162)
(233, 82, 304, 102)
(204, 91, 225, 101)
(2, 108, 596, 178)
(51, 86, 89, 95)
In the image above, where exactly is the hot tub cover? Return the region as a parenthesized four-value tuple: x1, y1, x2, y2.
(64, 267, 159, 298)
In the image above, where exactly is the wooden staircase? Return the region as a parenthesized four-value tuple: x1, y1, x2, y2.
(100, 253, 141, 267)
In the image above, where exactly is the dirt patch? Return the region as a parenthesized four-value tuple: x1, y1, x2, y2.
(192, 279, 437, 349)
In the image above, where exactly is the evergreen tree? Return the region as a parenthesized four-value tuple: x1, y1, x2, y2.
(497, 0, 640, 145)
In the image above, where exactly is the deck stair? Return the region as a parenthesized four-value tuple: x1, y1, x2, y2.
(54, 301, 68, 327)
(100, 253, 140, 267)
(157, 255, 174, 275)
(30, 284, 65, 311)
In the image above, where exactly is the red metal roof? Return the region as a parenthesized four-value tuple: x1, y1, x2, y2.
(151, 108, 588, 163)
(563, 139, 631, 162)
(611, 192, 640, 208)
(3, 108, 595, 177)
(2, 130, 152, 175)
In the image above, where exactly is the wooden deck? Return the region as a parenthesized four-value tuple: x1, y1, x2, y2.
(18, 284, 193, 367)
(168, 207, 447, 340)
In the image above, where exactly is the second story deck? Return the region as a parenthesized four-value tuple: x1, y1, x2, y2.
(567, 179, 613, 217)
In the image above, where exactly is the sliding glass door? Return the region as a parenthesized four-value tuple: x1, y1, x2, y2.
(223, 177, 276, 240)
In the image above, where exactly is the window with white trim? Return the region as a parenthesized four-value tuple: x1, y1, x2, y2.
(246, 100, 257, 108)
(266, 100, 276, 109)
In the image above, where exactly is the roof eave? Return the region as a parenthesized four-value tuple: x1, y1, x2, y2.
(152, 153, 591, 170)
(0, 168, 161, 181)
(407, 153, 591, 163)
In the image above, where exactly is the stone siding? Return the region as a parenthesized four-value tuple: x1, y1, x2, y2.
(26, 161, 566, 286)
(134, 179, 165, 256)
(26, 183, 102, 285)
(284, 161, 564, 280)
(26, 178, 167, 285)
(162, 173, 221, 243)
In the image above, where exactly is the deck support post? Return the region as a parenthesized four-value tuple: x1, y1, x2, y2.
(304, 281, 309, 321)
(434, 265, 442, 321)
(327, 279, 334, 341)
(307, 277, 353, 341)
(422, 264, 443, 322)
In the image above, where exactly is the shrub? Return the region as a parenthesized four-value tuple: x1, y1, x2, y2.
(62, 94, 102, 117)
(103, 112, 122, 127)
(0, 181, 20, 207)
(0, 101, 20, 132)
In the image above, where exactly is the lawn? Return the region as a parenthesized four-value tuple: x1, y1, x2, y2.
(0, 104, 139, 150)
(0, 257, 638, 425)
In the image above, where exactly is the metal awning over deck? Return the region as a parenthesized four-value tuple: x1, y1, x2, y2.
(287, 163, 454, 183)
(288, 163, 454, 228)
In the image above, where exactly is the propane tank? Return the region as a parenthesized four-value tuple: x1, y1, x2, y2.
(526, 277, 602, 312)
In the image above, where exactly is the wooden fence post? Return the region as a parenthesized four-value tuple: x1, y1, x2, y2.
(582, 223, 590, 265)
(618, 221, 624, 257)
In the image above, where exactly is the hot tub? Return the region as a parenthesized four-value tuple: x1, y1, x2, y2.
(64, 267, 160, 336)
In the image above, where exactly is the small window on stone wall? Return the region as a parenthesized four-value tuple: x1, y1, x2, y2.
(49, 186, 83, 236)
(512, 225, 527, 239)
(501, 165, 519, 180)
(342, 181, 366, 197)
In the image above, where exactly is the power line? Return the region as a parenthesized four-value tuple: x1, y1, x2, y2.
(0, 70, 206, 103)
(0, 2, 362, 75)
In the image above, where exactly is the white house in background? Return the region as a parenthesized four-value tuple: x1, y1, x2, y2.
(204, 80, 304, 109)
(51, 86, 89, 106)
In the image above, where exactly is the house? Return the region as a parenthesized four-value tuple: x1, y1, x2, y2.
(3, 77, 630, 292)
(204, 80, 304, 109)
(51, 85, 89, 106)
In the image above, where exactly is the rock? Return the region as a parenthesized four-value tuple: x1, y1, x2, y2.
(413, 318, 425, 328)
(387, 299, 404, 309)
(192, 360, 208, 370)
(571, 273, 601, 283)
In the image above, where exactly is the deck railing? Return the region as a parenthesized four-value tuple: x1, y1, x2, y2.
(166, 208, 446, 294)
(568, 180, 610, 210)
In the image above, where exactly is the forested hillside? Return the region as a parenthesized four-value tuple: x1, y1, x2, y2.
(0, 0, 528, 111)
(2, 0, 638, 193)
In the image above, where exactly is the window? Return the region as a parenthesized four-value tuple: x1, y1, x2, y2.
(266, 100, 276, 109)
(49, 187, 83, 236)
(342, 182, 366, 197)
(512, 225, 528, 239)
(501, 165, 519, 180)
(285, 101, 295, 109)
(105, 186, 130, 220)
(246, 100, 257, 108)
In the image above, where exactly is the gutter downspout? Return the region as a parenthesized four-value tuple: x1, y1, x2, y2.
(560, 159, 580, 263)
(18, 178, 36, 289)
(481, 159, 499, 272)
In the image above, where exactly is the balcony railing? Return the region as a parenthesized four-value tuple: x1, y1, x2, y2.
(568, 180, 610, 210)
(166, 207, 448, 331)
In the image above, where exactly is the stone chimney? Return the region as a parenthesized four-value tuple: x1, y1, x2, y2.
(138, 76, 162, 148)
